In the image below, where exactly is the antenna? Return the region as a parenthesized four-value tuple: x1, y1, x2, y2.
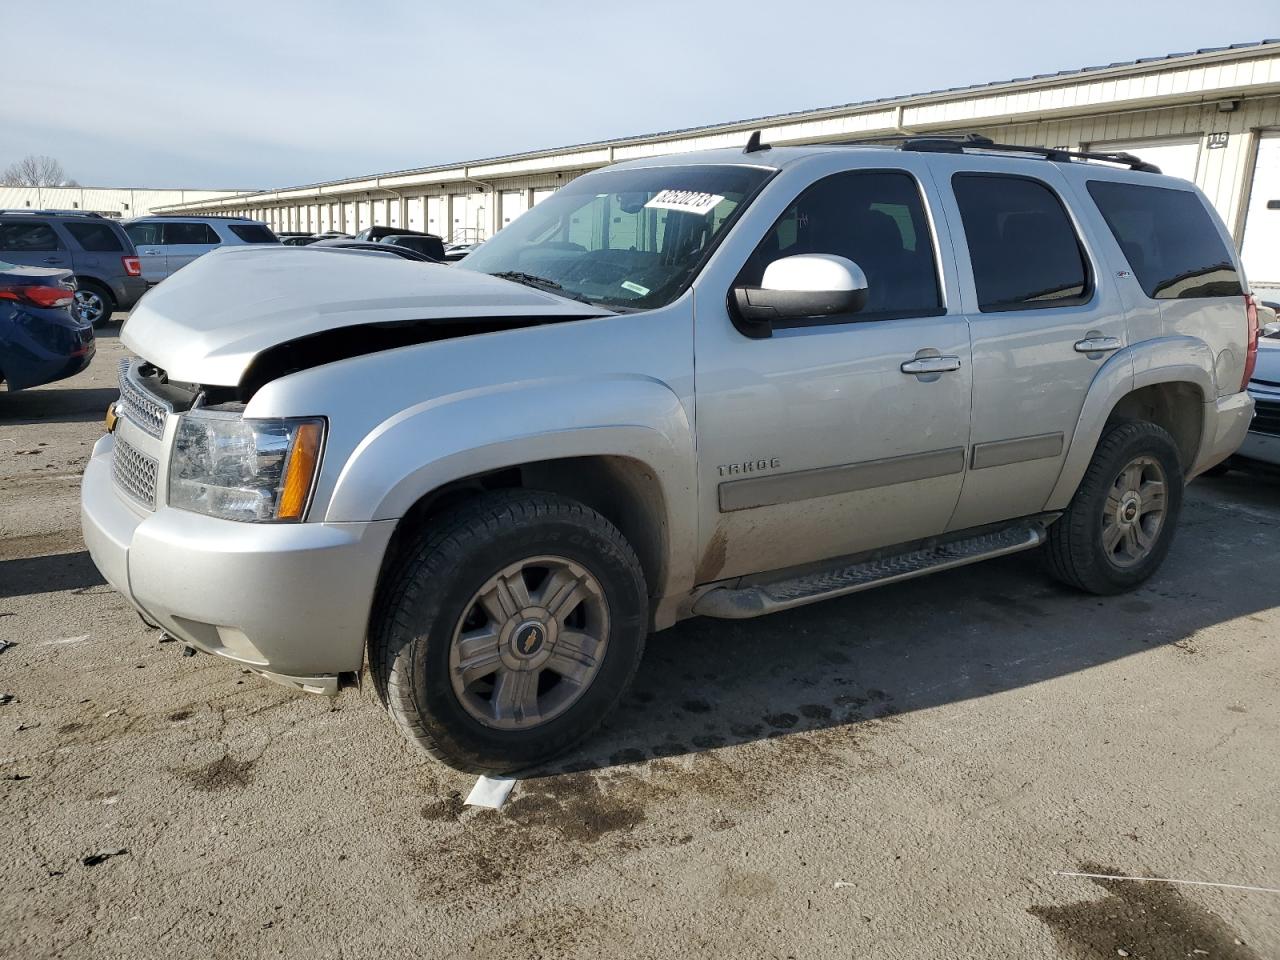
(743, 130, 770, 154)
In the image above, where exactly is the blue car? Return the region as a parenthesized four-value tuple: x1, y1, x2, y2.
(0, 261, 95, 391)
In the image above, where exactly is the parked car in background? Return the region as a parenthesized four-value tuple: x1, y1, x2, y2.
(308, 238, 435, 261)
(378, 234, 445, 260)
(0, 210, 144, 326)
(276, 231, 311, 239)
(353, 225, 443, 245)
(123, 216, 278, 283)
(0, 261, 94, 391)
(281, 235, 322, 246)
(84, 136, 1257, 773)
(442, 242, 479, 262)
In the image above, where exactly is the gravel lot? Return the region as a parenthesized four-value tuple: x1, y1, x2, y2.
(2, 329, 1279, 959)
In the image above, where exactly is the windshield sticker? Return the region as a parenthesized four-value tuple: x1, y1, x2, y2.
(644, 190, 725, 216)
(620, 280, 650, 296)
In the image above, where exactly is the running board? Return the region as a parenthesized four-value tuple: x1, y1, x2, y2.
(692, 520, 1050, 620)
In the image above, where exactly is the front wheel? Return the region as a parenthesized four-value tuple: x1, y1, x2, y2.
(370, 490, 648, 773)
(1043, 420, 1184, 595)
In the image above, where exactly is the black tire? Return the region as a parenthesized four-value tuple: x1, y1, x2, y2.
(74, 280, 116, 327)
(1043, 420, 1184, 595)
(370, 490, 648, 773)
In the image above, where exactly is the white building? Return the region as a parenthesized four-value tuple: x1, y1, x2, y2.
(0, 185, 250, 219)
(156, 39, 1280, 284)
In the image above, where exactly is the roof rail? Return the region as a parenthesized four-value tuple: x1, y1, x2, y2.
(132, 213, 254, 221)
(0, 208, 108, 218)
(837, 133, 1163, 173)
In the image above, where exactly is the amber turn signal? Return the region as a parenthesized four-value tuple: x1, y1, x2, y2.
(276, 421, 323, 520)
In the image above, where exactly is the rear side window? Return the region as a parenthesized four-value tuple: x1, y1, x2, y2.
(738, 170, 943, 321)
(228, 224, 277, 243)
(64, 221, 125, 252)
(0, 220, 62, 252)
(952, 174, 1090, 312)
(1086, 180, 1242, 299)
(162, 222, 220, 245)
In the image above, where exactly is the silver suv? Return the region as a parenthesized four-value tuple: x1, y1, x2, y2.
(82, 136, 1258, 772)
(123, 216, 278, 283)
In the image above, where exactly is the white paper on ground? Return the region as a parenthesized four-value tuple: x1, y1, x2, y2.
(40, 635, 91, 646)
(465, 775, 517, 809)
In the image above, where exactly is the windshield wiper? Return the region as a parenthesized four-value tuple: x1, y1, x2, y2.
(489, 271, 596, 305)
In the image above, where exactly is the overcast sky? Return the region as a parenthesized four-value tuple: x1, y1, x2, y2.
(3, 0, 1277, 190)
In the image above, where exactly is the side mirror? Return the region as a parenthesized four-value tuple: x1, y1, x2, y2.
(730, 254, 868, 339)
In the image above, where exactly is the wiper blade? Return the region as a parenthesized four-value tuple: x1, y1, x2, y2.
(490, 270, 563, 290)
(489, 270, 595, 305)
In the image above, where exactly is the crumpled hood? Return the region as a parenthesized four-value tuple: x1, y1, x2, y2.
(122, 246, 605, 385)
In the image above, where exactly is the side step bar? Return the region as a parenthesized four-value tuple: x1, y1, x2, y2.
(692, 520, 1051, 620)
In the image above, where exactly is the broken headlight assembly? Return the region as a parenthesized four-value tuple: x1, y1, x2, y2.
(169, 410, 325, 522)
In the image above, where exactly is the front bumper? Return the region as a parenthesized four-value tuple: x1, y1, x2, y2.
(81, 433, 396, 689)
(1190, 390, 1255, 477)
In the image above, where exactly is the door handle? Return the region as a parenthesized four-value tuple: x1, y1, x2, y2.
(901, 356, 962, 375)
(1074, 336, 1122, 354)
(42, 257, 63, 264)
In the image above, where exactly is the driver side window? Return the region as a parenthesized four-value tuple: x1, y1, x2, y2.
(739, 170, 944, 321)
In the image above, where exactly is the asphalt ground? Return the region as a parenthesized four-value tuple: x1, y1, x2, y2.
(2, 327, 1278, 959)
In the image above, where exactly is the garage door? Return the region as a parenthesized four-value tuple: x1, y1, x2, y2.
(500, 190, 528, 230)
(427, 196, 445, 236)
(1091, 137, 1202, 183)
(532, 188, 556, 207)
(406, 197, 425, 232)
(1242, 132, 1280, 287)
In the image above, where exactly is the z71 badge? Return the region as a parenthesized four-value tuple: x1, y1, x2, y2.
(717, 457, 781, 477)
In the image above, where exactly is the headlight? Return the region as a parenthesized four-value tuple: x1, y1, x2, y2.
(169, 410, 325, 522)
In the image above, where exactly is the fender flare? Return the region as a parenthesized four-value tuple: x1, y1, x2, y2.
(325, 374, 698, 598)
(1045, 335, 1215, 510)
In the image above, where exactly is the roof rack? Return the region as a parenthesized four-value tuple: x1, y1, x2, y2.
(838, 133, 1162, 173)
(132, 213, 256, 221)
(0, 208, 108, 218)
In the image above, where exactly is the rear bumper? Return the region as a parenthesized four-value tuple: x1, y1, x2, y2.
(0, 308, 95, 390)
(81, 434, 396, 685)
(1190, 390, 1254, 477)
(111, 276, 149, 312)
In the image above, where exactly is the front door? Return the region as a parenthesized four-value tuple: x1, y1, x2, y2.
(161, 221, 220, 275)
(693, 164, 973, 583)
(924, 159, 1130, 530)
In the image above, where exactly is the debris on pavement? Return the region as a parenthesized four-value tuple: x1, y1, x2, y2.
(0, 639, 14, 654)
(81, 848, 128, 867)
(464, 775, 517, 810)
(0, 694, 14, 705)
(39, 635, 91, 647)
(14, 722, 40, 732)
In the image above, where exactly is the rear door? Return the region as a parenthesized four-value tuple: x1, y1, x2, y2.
(62, 219, 127, 281)
(926, 159, 1129, 531)
(162, 221, 221, 273)
(0, 218, 69, 270)
(125, 222, 166, 281)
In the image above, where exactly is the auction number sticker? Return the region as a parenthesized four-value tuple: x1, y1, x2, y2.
(645, 190, 725, 216)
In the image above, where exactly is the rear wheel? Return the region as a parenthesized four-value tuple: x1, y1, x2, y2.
(370, 490, 648, 773)
(1043, 420, 1184, 595)
(73, 281, 115, 327)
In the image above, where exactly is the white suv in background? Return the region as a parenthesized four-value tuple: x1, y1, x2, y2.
(123, 216, 278, 283)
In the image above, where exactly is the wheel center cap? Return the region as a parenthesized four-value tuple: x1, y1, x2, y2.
(1119, 494, 1141, 525)
(511, 620, 547, 658)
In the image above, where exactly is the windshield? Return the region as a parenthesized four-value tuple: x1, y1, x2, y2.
(458, 164, 772, 309)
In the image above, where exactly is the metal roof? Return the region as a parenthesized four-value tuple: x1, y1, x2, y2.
(159, 39, 1280, 209)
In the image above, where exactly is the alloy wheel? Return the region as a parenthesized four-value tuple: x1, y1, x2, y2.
(448, 555, 610, 730)
(74, 289, 105, 325)
(1101, 455, 1167, 568)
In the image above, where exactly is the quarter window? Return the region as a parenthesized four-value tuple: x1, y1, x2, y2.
(64, 221, 124, 252)
(1086, 180, 1242, 299)
(228, 223, 277, 243)
(162, 222, 220, 245)
(0, 220, 62, 252)
(125, 222, 162, 246)
(952, 174, 1090, 312)
(738, 170, 943, 321)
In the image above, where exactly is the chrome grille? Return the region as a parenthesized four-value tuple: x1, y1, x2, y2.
(112, 435, 159, 509)
(116, 358, 169, 439)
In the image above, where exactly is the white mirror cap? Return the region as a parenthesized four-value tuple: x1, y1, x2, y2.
(761, 254, 868, 293)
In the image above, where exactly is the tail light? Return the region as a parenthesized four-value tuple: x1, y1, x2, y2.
(1242, 294, 1259, 390)
(0, 285, 75, 309)
(122, 256, 142, 277)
